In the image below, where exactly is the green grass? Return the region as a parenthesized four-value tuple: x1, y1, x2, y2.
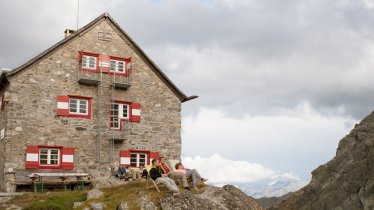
(5, 191, 87, 210)
(77, 181, 164, 210)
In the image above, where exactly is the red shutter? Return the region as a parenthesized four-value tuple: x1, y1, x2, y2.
(61, 147, 74, 170)
(56, 95, 69, 116)
(149, 152, 159, 165)
(78, 51, 83, 63)
(25, 146, 39, 169)
(131, 103, 141, 123)
(126, 58, 132, 76)
(120, 150, 131, 166)
(99, 55, 110, 73)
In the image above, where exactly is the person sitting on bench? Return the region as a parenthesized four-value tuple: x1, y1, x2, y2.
(150, 159, 180, 196)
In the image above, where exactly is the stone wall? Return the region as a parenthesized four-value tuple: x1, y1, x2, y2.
(0, 89, 7, 191)
(2, 18, 182, 183)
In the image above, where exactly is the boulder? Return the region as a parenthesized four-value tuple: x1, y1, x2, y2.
(87, 189, 103, 200)
(116, 200, 129, 210)
(160, 185, 263, 210)
(91, 203, 107, 210)
(137, 194, 156, 210)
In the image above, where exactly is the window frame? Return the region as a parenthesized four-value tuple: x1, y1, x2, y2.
(109, 56, 131, 76)
(67, 95, 92, 119)
(69, 98, 88, 115)
(110, 101, 130, 130)
(79, 51, 99, 72)
(130, 152, 147, 167)
(110, 59, 126, 73)
(39, 148, 60, 166)
(82, 55, 97, 70)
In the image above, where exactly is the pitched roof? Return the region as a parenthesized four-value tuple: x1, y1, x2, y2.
(5, 12, 197, 102)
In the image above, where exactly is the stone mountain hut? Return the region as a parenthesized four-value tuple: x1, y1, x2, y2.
(0, 12, 197, 192)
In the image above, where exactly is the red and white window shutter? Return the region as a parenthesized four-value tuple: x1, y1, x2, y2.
(99, 55, 111, 73)
(131, 103, 141, 123)
(56, 95, 69, 116)
(26, 146, 39, 169)
(120, 150, 131, 166)
(126, 57, 132, 75)
(61, 147, 74, 170)
(149, 152, 160, 165)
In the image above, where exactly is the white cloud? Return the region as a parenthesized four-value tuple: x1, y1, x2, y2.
(182, 153, 277, 183)
(182, 103, 356, 179)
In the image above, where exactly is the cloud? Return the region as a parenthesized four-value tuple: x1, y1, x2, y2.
(182, 153, 277, 183)
(182, 103, 356, 179)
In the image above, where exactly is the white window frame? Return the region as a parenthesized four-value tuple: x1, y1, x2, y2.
(69, 98, 88, 115)
(110, 59, 125, 73)
(82, 55, 97, 70)
(39, 148, 60, 165)
(110, 103, 130, 129)
(130, 153, 147, 167)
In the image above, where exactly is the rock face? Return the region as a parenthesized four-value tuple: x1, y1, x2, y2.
(270, 111, 374, 210)
(160, 185, 263, 210)
(87, 189, 103, 200)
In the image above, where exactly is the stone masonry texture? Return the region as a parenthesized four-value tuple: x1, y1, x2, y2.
(0, 18, 183, 191)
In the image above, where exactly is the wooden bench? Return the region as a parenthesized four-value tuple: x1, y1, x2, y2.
(29, 172, 90, 192)
(14, 169, 90, 192)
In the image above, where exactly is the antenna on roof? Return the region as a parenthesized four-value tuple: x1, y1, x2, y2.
(76, 0, 80, 30)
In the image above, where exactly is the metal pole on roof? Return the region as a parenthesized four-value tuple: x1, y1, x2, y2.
(77, 0, 80, 30)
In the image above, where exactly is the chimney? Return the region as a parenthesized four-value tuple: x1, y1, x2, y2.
(64, 29, 76, 37)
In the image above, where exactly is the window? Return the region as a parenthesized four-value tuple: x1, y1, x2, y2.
(69, 98, 88, 115)
(130, 153, 147, 167)
(110, 60, 125, 73)
(110, 103, 130, 129)
(39, 148, 60, 165)
(26, 146, 74, 170)
(57, 95, 91, 118)
(82, 55, 97, 69)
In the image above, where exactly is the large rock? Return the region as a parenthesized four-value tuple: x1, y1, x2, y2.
(270, 111, 374, 210)
(160, 185, 263, 210)
(116, 200, 129, 210)
(87, 189, 103, 200)
(137, 194, 156, 210)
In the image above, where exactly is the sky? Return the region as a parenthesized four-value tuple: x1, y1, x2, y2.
(1, 0, 374, 183)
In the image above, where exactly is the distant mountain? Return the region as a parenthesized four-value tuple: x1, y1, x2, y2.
(211, 176, 308, 199)
(236, 178, 308, 198)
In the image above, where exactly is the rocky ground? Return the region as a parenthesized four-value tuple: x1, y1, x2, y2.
(0, 181, 264, 210)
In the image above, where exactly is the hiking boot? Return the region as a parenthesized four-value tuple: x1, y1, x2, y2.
(201, 178, 208, 182)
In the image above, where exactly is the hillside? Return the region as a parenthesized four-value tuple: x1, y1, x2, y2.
(0, 182, 263, 210)
(269, 111, 374, 210)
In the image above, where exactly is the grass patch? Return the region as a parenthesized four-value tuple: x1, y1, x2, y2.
(77, 181, 164, 210)
(6, 191, 87, 210)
